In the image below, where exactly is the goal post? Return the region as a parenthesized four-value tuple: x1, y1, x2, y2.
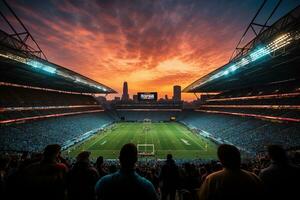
(137, 144, 155, 156)
(143, 118, 152, 132)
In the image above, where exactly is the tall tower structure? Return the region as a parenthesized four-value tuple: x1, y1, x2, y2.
(122, 81, 129, 101)
(173, 85, 181, 102)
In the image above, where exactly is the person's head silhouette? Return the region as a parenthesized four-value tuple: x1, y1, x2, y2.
(267, 145, 288, 164)
(217, 144, 241, 170)
(96, 156, 104, 167)
(167, 154, 173, 160)
(119, 143, 138, 169)
(43, 144, 61, 162)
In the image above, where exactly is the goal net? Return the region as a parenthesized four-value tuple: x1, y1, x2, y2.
(137, 144, 155, 156)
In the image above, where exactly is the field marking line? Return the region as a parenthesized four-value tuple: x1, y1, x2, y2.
(180, 138, 191, 145)
(100, 140, 107, 145)
(175, 124, 206, 150)
(84, 123, 120, 150)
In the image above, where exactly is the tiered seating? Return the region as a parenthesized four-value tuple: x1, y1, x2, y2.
(0, 112, 113, 152)
(180, 111, 300, 153)
(0, 85, 98, 107)
(198, 82, 300, 122)
(0, 85, 103, 124)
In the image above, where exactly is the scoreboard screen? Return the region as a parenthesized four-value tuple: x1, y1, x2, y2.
(138, 92, 157, 101)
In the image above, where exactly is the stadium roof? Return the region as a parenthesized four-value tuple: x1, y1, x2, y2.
(183, 5, 300, 93)
(0, 30, 116, 94)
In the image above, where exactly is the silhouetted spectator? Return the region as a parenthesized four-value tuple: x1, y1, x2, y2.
(68, 151, 99, 200)
(182, 163, 201, 199)
(259, 145, 300, 200)
(160, 154, 179, 200)
(95, 143, 158, 200)
(95, 156, 107, 179)
(199, 167, 208, 185)
(23, 144, 68, 200)
(198, 144, 262, 200)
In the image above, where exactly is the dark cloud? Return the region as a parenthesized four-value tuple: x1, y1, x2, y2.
(2, 0, 299, 100)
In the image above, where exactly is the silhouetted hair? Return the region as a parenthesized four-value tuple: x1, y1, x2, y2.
(76, 151, 91, 162)
(167, 154, 173, 160)
(119, 143, 137, 169)
(217, 144, 241, 169)
(44, 144, 61, 159)
(267, 145, 287, 163)
(96, 156, 104, 166)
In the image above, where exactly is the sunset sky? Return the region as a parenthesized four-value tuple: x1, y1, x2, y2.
(3, 0, 299, 101)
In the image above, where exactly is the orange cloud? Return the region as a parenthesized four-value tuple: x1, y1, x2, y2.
(9, 0, 297, 101)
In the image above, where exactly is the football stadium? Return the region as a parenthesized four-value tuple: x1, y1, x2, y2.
(1, 1, 300, 200)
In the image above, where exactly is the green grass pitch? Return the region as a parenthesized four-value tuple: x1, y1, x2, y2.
(64, 122, 218, 160)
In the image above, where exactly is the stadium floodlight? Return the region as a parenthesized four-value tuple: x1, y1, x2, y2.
(228, 64, 238, 72)
(267, 33, 292, 52)
(27, 60, 56, 74)
(195, 32, 295, 87)
(0, 52, 111, 92)
(249, 47, 270, 61)
(237, 58, 250, 67)
(42, 65, 56, 74)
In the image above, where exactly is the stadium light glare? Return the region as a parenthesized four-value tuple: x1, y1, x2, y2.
(229, 65, 238, 72)
(266, 33, 292, 52)
(189, 27, 300, 91)
(249, 47, 270, 61)
(236, 58, 250, 67)
(0, 52, 110, 92)
(27, 60, 56, 74)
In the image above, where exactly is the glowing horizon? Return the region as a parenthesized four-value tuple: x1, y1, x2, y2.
(3, 0, 298, 101)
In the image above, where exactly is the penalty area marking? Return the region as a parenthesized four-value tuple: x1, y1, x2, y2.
(100, 140, 107, 145)
(181, 138, 191, 146)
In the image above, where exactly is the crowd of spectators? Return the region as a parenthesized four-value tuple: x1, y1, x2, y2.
(0, 113, 113, 152)
(0, 143, 299, 200)
(181, 112, 300, 153)
(2, 110, 300, 155)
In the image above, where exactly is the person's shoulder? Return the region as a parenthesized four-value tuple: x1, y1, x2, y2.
(241, 169, 258, 177)
(95, 172, 115, 191)
(205, 169, 225, 181)
(138, 174, 154, 186)
(101, 172, 116, 181)
(133, 172, 154, 189)
(241, 169, 262, 183)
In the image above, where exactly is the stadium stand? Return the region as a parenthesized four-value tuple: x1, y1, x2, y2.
(116, 111, 181, 122)
(0, 112, 113, 152)
(180, 111, 300, 153)
(0, 85, 99, 107)
(180, 5, 300, 156)
(0, 2, 116, 152)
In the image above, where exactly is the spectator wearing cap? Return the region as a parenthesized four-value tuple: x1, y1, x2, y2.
(259, 145, 300, 200)
(95, 143, 158, 200)
(23, 144, 68, 200)
(198, 144, 262, 200)
(68, 151, 99, 200)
